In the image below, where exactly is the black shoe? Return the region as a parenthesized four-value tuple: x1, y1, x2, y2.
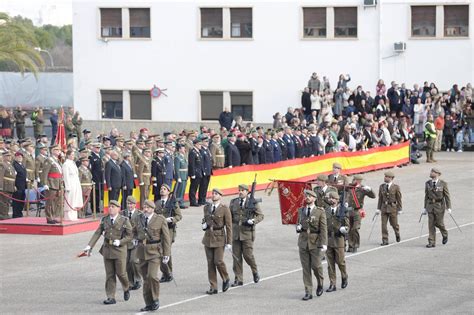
(231, 280, 243, 287)
(222, 279, 230, 292)
(346, 247, 353, 253)
(316, 286, 323, 296)
(302, 293, 313, 301)
(190, 203, 200, 207)
(103, 298, 116, 305)
(124, 290, 130, 301)
(381, 241, 389, 246)
(140, 305, 151, 312)
(326, 285, 337, 292)
(46, 220, 56, 224)
(206, 288, 218, 295)
(160, 275, 172, 283)
(396, 235, 401, 243)
(150, 301, 160, 311)
(442, 236, 448, 245)
(180, 205, 188, 209)
(426, 244, 436, 248)
(352, 248, 358, 253)
(253, 272, 260, 283)
(130, 282, 141, 290)
(341, 278, 348, 289)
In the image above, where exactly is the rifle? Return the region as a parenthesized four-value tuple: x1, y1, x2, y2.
(165, 182, 179, 229)
(242, 174, 262, 229)
(337, 182, 352, 241)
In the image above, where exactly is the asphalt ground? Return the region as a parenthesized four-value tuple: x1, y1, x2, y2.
(1, 152, 473, 314)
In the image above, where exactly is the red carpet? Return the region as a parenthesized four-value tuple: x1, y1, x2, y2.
(0, 217, 100, 235)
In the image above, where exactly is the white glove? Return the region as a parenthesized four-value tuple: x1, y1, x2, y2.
(43, 185, 49, 190)
(112, 239, 121, 247)
(202, 222, 208, 230)
(375, 209, 381, 215)
(228, 166, 233, 169)
(247, 219, 254, 225)
(177, 178, 182, 183)
(166, 217, 173, 223)
(446, 208, 452, 214)
(344, 202, 349, 208)
(134, 174, 137, 178)
(191, 176, 196, 179)
(363, 186, 371, 191)
(320, 245, 327, 251)
(139, 182, 144, 186)
(225, 244, 232, 251)
(153, 183, 157, 187)
(162, 256, 170, 264)
(398, 210, 403, 215)
(36, 178, 40, 183)
(296, 224, 302, 232)
(339, 226, 349, 234)
(132, 239, 138, 246)
(83, 245, 91, 252)
(422, 209, 427, 215)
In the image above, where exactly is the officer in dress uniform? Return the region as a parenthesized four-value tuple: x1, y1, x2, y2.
(134, 200, 171, 312)
(375, 171, 402, 245)
(122, 195, 142, 291)
(0, 151, 16, 220)
(163, 141, 175, 188)
(328, 162, 349, 193)
(199, 137, 212, 205)
(41, 145, 64, 224)
(188, 139, 203, 207)
(201, 188, 232, 294)
(174, 144, 188, 209)
(83, 200, 133, 305)
(137, 148, 152, 208)
(421, 168, 451, 248)
(78, 156, 93, 217)
(229, 184, 264, 287)
(89, 143, 104, 213)
(154, 184, 182, 283)
(12, 151, 27, 218)
(209, 134, 225, 169)
(151, 148, 166, 202)
(296, 189, 328, 300)
(35, 143, 48, 186)
(21, 141, 36, 188)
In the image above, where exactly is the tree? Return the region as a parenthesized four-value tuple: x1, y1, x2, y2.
(0, 12, 45, 78)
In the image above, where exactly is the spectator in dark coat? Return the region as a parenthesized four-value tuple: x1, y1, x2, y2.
(284, 107, 296, 126)
(271, 133, 282, 162)
(218, 107, 233, 131)
(50, 109, 58, 145)
(283, 127, 295, 159)
(236, 134, 253, 165)
(12, 152, 27, 218)
(225, 134, 241, 167)
(387, 81, 401, 113)
(120, 153, 135, 209)
(105, 151, 122, 202)
(301, 87, 312, 117)
(263, 132, 274, 163)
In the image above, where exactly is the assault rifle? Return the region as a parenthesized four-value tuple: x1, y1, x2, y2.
(242, 174, 262, 229)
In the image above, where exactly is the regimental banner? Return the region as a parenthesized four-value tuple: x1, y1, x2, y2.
(276, 180, 311, 225)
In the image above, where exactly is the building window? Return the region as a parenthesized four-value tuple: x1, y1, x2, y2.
(411, 6, 436, 37)
(100, 8, 122, 38)
(101, 90, 123, 119)
(130, 91, 151, 120)
(230, 8, 252, 38)
(303, 8, 326, 38)
(201, 8, 223, 38)
(334, 7, 357, 38)
(130, 8, 150, 38)
(444, 5, 469, 37)
(201, 92, 223, 120)
(230, 92, 253, 121)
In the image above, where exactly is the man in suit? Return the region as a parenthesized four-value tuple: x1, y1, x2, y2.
(263, 132, 274, 163)
(41, 145, 64, 224)
(375, 171, 402, 245)
(105, 151, 122, 202)
(122, 196, 142, 291)
(199, 137, 212, 205)
(276, 129, 288, 161)
(133, 199, 171, 312)
(201, 188, 232, 294)
(121, 152, 135, 209)
(271, 132, 282, 162)
(12, 152, 27, 218)
(154, 184, 182, 283)
(225, 134, 241, 168)
(89, 143, 104, 213)
(283, 127, 295, 159)
(229, 184, 264, 287)
(421, 168, 451, 248)
(83, 200, 133, 305)
(0, 151, 15, 220)
(248, 130, 260, 164)
(387, 81, 401, 114)
(188, 139, 203, 207)
(163, 141, 175, 187)
(174, 144, 188, 209)
(296, 189, 328, 300)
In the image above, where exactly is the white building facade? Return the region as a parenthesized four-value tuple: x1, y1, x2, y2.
(73, 0, 473, 124)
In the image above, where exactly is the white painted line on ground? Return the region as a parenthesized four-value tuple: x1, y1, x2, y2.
(136, 221, 473, 313)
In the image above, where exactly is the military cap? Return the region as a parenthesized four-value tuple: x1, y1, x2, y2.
(328, 191, 340, 200)
(126, 195, 136, 204)
(200, 136, 209, 141)
(384, 171, 395, 178)
(136, 139, 144, 144)
(78, 147, 88, 153)
(145, 139, 154, 144)
(5, 139, 12, 145)
(193, 138, 202, 144)
(164, 140, 173, 145)
(92, 142, 101, 148)
(227, 134, 235, 138)
(143, 200, 155, 209)
(238, 184, 249, 191)
(14, 151, 23, 157)
(317, 174, 328, 182)
(82, 129, 91, 134)
(124, 139, 133, 145)
(304, 189, 317, 198)
(109, 200, 120, 208)
(154, 147, 165, 153)
(161, 183, 171, 191)
(79, 156, 89, 162)
(431, 168, 441, 175)
(212, 188, 223, 196)
(50, 144, 61, 150)
(102, 136, 111, 142)
(353, 174, 364, 181)
(2, 151, 12, 156)
(333, 162, 342, 169)
(38, 133, 47, 138)
(22, 141, 33, 147)
(155, 137, 164, 143)
(211, 133, 220, 138)
(139, 128, 148, 133)
(36, 143, 47, 149)
(115, 137, 125, 142)
(68, 133, 77, 138)
(103, 145, 112, 150)
(143, 147, 152, 152)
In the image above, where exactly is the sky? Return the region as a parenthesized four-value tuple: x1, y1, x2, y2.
(1, 0, 73, 26)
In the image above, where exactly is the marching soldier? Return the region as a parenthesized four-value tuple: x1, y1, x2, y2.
(328, 162, 349, 193)
(78, 157, 93, 217)
(137, 147, 152, 208)
(134, 200, 171, 312)
(421, 168, 451, 248)
(122, 195, 142, 291)
(229, 184, 264, 287)
(174, 144, 188, 209)
(314, 174, 337, 208)
(346, 175, 375, 253)
(325, 191, 349, 292)
(154, 184, 182, 283)
(375, 171, 402, 245)
(35, 143, 48, 186)
(83, 200, 133, 305)
(201, 188, 232, 294)
(41, 145, 64, 224)
(296, 189, 327, 300)
(0, 151, 15, 220)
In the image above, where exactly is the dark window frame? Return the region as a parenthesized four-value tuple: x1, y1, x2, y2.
(100, 8, 123, 38)
(129, 8, 151, 38)
(101, 90, 123, 119)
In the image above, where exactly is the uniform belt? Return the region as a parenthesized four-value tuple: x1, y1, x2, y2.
(4, 178, 15, 182)
(142, 173, 151, 175)
(215, 155, 225, 157)
(138, 239, 160, 245)
(179, 169, 187, 171)
(211, 226, 224, 230)
(81, 183, 93, 186)
(301, 228, 320, 234)
(104, 238, 115, 245)
(48, 173, 62, 178)
(430, 198, 443, 203)
(384, 201, 396, 205)
(27, 168, 34, 172)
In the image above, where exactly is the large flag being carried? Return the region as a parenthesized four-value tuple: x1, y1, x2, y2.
(276, 180, 312, 225)
(55, 107, 67, 151)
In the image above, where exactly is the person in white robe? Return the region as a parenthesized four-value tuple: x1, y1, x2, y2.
(62, 150, 83, 221)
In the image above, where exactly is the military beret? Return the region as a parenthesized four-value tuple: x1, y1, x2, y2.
(161, 184, 171, 191)
(143, 200, 155, 209)
(2, 151, 12, 156)
(333, 162, 342, 169)
(154, 148, 165, 153)
(193, 139, 202, 144)
(212, 188, 223, 196)
(328, 191, 340, 200)
(36, 143, 47, 149)
(124, 139, 133, 145)
(92, 142, 101, 148)
(431, 168, 441, 175)
(82, 129, 91, 134)
(22, 141, 33, 147)
(14, 151, 23, 157)
(50, 144, 61, 150)
(79, 156, 89, 162)
(109, 200, 120, 207)
(227, 134, 235, 138)
(139, 128, 148, 133)
(143, 147, 152, 152)
(384, 171, 395, 178)
(145, 139, 153, 144)
(68, 133, 77, 138)
(317, 174, 328, 182)
(304, 189, 317, 198)
(126, 195, 136, 204)
(353, 174, 364, 181)
(115, 137, 125, 142)
(238, 184, 249, 191)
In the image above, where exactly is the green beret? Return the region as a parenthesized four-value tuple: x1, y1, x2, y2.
(384, 171, 395, 178)
(109, 200, 120, 207)
(328, 191, 340, 200)
(212, 188, 223, 196)
(238, 184, 249, 191)
(317, 174, 328, 182)
(304, 189, 317, 198)
(126, 196, 136, 204)
(143, 200, 155, 209)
